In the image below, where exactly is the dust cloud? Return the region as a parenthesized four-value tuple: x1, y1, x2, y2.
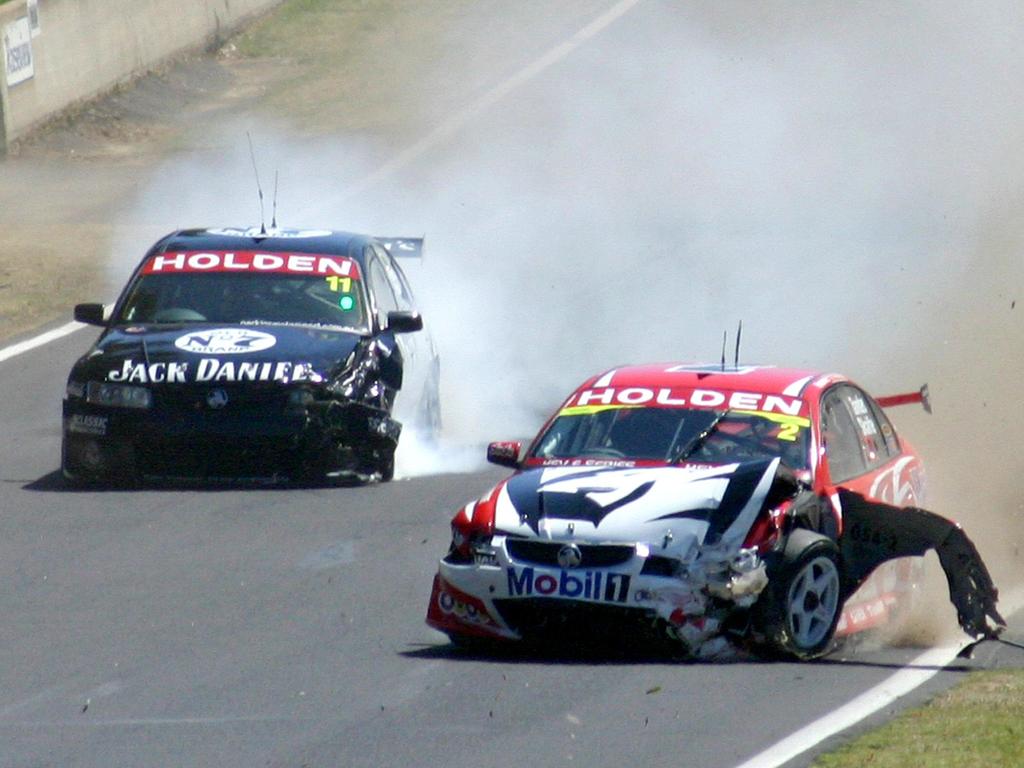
(110, 2, 1022, 607)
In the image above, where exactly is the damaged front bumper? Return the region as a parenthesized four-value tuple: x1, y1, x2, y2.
(61, 392, 402, 483)
(426, 535, 771, 658)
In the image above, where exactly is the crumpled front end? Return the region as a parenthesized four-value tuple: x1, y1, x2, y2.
(427, 460, 789, 658)
(427, 527, 775, 658)
(62, 330, 405, 484)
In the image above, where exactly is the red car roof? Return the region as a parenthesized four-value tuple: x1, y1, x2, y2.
(578, 364, 845, 399)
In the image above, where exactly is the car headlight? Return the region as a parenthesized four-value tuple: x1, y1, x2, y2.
(86, 381, 153, 409)
(65, 380, 86, 398)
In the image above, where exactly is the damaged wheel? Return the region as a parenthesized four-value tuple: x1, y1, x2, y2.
(756, 531, 842, 660)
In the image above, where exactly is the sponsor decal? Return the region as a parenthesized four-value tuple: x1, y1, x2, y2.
(68, 414, 108, 436)
(174, 328, 276, 355)
(868, 456, 919, 505)
(143, 251, 359, 277)
(206, 227, 333, 239)
(3, 17, 33, 86)
(568, 387, 803, 415)
(206, 389, 229, 409)
(538, 457, 637, 468)
(107, 359, 322, 384)
(507, 566, 631, 603)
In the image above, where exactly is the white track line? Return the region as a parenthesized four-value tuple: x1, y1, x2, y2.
(0, 321, 85, 364)
(734, 584, 1024, 768)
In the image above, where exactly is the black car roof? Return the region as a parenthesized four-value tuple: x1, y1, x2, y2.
(148, 227, 375, 265)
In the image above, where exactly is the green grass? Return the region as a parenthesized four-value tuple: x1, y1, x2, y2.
(813, 670, 1024, 768)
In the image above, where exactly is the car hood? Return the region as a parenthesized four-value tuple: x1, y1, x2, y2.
(494, 459, 784, 561)
(73, 324, 364, 386)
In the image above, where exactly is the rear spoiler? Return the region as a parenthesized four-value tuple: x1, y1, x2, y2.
(376, 237, 425, 260)
(876, 384, 931, 414)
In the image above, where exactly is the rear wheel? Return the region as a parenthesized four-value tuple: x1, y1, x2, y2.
(756, 532, 842, 660)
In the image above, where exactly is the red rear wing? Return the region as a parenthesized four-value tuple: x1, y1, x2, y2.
(876, 384, 931, 414)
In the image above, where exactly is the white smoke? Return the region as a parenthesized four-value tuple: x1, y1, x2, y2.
(109, 0, 1024, 557)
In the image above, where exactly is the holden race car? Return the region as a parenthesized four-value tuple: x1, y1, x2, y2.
(62, 226, 440, 484)
(426, 364, 1003, 659)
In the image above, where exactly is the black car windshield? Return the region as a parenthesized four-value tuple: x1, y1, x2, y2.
(115, 271, 370, 332)
(530, 405, 810, 469)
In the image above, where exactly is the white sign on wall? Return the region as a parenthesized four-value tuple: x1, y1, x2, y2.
(4, 17, 34, 87)
(28, 0, 41, 37)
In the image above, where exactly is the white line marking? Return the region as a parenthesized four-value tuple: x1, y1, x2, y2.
(315, 0, 643, 207)
(734, 584, 1024, 768)
(0, 321, 85, 364)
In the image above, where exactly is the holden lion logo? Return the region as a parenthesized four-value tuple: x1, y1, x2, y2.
(557, 543, 583, 569)
(206, 389, 229, 409)
(174, 328, 276, 355)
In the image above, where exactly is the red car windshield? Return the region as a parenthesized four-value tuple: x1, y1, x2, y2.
(529, 405, 810, 469)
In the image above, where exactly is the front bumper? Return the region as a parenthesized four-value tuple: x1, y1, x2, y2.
(425, 534, 765, 652)
(61, 392, 400, 482)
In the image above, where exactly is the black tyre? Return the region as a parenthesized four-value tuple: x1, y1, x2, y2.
(756, 531, 842, 660)
(377, 450, 395, 482)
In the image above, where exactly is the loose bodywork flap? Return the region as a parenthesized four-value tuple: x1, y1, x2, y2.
(836, 489, 1005, 639)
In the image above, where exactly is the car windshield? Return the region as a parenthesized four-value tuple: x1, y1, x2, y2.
(530, 405, 810, 469)
(114, 271, 370, 332)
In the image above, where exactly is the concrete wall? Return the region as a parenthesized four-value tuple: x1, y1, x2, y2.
(0, 0, 284, 148)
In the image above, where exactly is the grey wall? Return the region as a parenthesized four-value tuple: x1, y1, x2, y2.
(1, 0, 284, 148)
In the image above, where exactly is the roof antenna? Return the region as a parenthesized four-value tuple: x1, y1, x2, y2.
(734, 319, 743, 369)
(720, 330, 727, 371)
(246, 131, 266, 235)
(271, 170, 279, 230)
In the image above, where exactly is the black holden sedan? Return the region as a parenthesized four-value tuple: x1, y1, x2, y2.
(62, 226, 439, 484)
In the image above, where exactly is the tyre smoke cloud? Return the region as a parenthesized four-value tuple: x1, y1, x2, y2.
(112, 2, 1022, 595)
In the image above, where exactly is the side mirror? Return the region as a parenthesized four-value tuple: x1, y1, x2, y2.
(487, 441, 522, 469)
(74, 303, 107, 326)
(386, 310, 423, 334)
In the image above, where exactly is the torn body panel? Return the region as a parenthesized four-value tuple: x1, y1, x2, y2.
(836, 489, 1005, 639)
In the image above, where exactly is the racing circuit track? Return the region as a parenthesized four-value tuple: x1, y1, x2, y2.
(0, 328, 1018, 768)
(2, 2, 1024, 766)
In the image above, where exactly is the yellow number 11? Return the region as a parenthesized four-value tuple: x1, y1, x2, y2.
(325, 276, 352, 292)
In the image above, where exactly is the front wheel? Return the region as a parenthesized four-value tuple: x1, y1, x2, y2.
(756, 532, 842, 660)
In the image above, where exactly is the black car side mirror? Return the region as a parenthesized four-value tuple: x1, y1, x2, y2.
(74, 303, 107, 326)
(386, 310, 423, 334)
(487, 441, 522, 469)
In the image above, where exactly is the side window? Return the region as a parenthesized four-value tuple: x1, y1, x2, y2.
(366, 249, 399, 329)
(820, 388, 868, 482)
(867, 396, 901, 456)
(372, 244, 415, 312)
(843, 387, 893, 471)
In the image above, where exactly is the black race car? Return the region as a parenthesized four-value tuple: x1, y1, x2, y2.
(62, 226, 439, 484)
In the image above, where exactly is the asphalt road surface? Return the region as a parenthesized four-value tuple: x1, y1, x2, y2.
(0, 327, 1020, 768)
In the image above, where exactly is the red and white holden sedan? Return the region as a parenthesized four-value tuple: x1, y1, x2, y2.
(426, 363, 1002, 660)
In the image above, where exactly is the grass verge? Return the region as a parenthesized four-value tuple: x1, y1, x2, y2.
(813, 669, 1024, 768)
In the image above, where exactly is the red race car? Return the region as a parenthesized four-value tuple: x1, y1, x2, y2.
(427, 364, 1003, 659)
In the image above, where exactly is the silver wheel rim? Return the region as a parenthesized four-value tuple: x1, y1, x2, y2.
(786, 555, 840, 649)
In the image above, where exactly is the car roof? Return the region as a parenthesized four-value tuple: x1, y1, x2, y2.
(151, 227, 375, 262)
(578, 363, 848, 400)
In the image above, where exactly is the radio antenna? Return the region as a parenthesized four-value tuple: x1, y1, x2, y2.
(734, 319, 743, 369)
(720, 330, 727, 371)
(271, 170, 279, 229)
(246, 132, 266, 235)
